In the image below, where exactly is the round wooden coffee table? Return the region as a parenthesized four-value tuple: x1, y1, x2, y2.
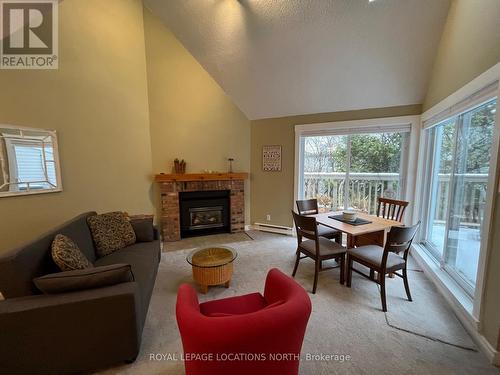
(187, 246, 237, 293)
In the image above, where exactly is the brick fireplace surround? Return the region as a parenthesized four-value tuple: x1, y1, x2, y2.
(156, 173, 248, 241)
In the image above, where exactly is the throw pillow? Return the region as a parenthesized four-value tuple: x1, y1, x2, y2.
(51, 234, 94, 271)
(87, 212, 136, 258)
(34, 263, 134, 294)
(130, 218, 155, 242)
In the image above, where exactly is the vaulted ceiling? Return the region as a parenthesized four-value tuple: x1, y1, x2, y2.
(144, 0, 451, 120)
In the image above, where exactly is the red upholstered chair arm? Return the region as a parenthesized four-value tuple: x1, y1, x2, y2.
(176, 283, 200, 313)
(264, 268, 304, 304)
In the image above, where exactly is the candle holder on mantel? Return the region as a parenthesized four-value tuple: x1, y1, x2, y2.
(227, 158, 234, 173)
(173, 159, 186, 174)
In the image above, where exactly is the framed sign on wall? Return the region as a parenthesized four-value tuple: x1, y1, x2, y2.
(262, 145, 282, 172)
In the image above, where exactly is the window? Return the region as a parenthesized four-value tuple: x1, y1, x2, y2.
(297, 126, 410, 215)
(0, 126, 62, 197)
(420, 99, 497, 295)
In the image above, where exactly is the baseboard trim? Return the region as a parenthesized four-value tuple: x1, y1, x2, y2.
(472, 326, 500, 366)
(412, 244, 499, 365)
(252, 222, 294, 236)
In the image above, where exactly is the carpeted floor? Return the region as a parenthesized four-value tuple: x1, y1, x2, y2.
(97, 231, 499, 375)
(163, 232, 254, 252)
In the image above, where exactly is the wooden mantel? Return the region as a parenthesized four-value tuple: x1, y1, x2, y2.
(155, 172, 249, 182)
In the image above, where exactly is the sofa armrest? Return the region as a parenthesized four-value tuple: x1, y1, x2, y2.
(0, 282, 142, 375)
(153, 225, 160, 241)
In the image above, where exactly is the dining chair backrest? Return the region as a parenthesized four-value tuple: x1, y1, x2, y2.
(296, 199, 319, 216)
(377, 197, 409, 222)
(382, 222, 420, 267)
(291, 211, 318, 243)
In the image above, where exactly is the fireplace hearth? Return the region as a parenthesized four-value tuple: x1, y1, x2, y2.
(179, 190, 230, 237)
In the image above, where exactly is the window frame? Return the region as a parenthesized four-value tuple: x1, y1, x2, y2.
(294, 115, 421, 222)
(413, 67, 500, 323)
(0, 124, 63, 197)
(418, 97, 497, 298)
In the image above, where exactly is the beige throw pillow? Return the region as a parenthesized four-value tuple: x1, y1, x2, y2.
(51, 234, 94, 271)
(87, 212, 136, 258)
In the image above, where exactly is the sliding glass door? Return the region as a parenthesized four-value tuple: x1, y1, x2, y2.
(421, 99, 497, 294)
(349, 132, 406, 212)
(298, 129, 409, 215)
(301, 134, 348, 212)
(425, 117, 457, 258)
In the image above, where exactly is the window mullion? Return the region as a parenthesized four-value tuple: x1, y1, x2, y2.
(441, 115, 462, 268)
(345, 135, 351, 209)
(420, 132, 433, 243)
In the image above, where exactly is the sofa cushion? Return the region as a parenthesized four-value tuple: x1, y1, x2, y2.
(87, 212, 136, 258)
(94, 241, 160, 323)
(130, 218, 154, 242)
(51, 234, 94, 271)
(33, 263, 133, 294)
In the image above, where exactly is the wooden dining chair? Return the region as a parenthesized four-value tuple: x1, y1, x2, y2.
(291, 211, 346, 294)
(377, 197, 409, 222)
(346, 222, 420, 312)
(296, 199, 342, 244)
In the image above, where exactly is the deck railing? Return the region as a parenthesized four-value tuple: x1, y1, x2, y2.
(303, 172, 488, 225)
(433, 173, 488, 225)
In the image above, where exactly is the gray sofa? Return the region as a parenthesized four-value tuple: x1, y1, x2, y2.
(0, 212, 161, 375)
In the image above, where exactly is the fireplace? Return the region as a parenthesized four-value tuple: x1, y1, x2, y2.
(179, 190, 230, 237)
(156, 173, 247, 241)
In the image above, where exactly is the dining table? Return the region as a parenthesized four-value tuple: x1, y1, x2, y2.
(310, 211, 401, 249)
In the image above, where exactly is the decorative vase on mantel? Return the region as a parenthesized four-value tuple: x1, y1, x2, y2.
(174, 159, 186, 174)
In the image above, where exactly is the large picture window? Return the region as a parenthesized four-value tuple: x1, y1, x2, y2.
(420, 99, 497, 295)
(297, 127, 410, 215)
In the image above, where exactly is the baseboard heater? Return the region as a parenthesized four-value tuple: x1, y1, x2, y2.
(253, 222, 294, 236)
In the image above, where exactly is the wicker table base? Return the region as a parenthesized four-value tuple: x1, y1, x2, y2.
(187, 247, 237, 294)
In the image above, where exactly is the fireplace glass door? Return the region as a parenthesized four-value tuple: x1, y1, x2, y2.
(179, 190, 230, 237)
(189, 206, 224, 230)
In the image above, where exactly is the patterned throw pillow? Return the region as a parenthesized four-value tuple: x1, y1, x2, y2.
(87, 212, 136, 258)
(51, 234, 94, 271)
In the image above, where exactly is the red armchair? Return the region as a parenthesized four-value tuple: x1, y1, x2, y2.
(176, 268, 312, 375)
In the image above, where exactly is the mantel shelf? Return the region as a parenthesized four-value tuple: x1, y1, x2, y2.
(155, 172, 249, 182)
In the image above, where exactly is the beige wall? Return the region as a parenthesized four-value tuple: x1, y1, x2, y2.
(424, 0, 500, 110)
(250, 105, 422, 227)
(423, 0, 500, 352)
(143, 8, 251, 224)
(0, 0, 154, 253)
